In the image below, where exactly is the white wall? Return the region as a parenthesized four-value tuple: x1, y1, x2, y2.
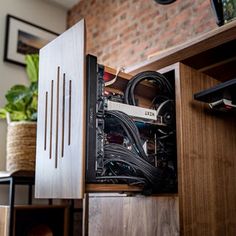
(0, 0, 67, 170)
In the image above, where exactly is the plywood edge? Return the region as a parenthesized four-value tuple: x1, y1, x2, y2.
(174, 63, 186, 236)
(86, 184, 143, 192)
(104, 66, 132, 80)
(0, 206, 9, 236)
(81, 18, 87, 201)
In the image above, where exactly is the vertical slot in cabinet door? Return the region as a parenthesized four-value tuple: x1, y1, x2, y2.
(35, 19, 86, 199)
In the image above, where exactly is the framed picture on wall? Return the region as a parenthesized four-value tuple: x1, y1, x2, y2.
(4, 14, 59, 66)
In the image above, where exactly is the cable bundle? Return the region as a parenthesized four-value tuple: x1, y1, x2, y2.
(99, 110, 164, 187)
(101, 143, 163, 185)
(97, 71, 177, 192)
(124, 71, 173, 106)
(106, 110, 148, 160)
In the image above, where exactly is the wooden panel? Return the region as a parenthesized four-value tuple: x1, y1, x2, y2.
(175, 63, 236, 235)
(182, 40, 236, 71)
(0, 206, 9, 236)
(86, 183, 142, 192)
(35, 19, 86, 199)
(201, 59, 236, 82)
(104, 66, 132, 80)
(87, 194, 179, 236)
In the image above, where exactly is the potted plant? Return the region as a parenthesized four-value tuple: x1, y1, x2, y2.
(0, 54, 39, 173)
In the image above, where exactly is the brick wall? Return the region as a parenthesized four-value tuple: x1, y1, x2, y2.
(67, 0, 216, 68)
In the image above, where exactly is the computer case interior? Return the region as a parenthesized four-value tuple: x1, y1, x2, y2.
(86, 55, 177, 194)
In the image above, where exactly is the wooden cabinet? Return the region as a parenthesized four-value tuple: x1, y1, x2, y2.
(35, 19, 236, 235)
(173, 63, 236, 235)
(84, 61, 236, 236)
(123, 20, 236, 236)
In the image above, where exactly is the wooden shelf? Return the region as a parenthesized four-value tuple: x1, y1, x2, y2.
(86, 183, 143, 193)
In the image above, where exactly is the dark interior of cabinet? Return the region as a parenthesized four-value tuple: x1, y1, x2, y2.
(14, 206, 67, 236)
(86, 56, 178, 195)
(183, 39, 236, 81)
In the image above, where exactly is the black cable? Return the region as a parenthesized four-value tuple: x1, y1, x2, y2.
(96, 175, 146, 183)
(124, 71, 173, 106)
(104, 159, 137, 173)
(106, 110, 149, 161)
(104, 143, 163, 184)
(100, 71, 176, 189)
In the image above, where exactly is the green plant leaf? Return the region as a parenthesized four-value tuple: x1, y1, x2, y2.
(5, 102, 25, 113)
(30, 95, 38, 110)
(0, 108, 7, 119)
(0, 54, 39, 122)
(26, 54, 39, 83)
(5, 85, 29, 103)
(10, 111, 28, 121)
(10, 85, 27, 91)
(30, 82, 38, 94)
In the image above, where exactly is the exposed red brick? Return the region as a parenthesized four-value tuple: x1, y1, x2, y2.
(67, 0, 217, 68)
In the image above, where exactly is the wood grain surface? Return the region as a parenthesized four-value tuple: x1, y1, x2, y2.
(35, 19, 86, 199)
(0, 206, 9, 236)
(86, 183, 143, 192)
(175, 63, 236, 236)
(87, 194, 179, 236)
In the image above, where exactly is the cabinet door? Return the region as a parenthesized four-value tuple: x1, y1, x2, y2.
(35, 19, 86, 199)
(84, 194, 179, 236)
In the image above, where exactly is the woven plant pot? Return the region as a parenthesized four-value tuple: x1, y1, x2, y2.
(6, 121, 37, 173)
